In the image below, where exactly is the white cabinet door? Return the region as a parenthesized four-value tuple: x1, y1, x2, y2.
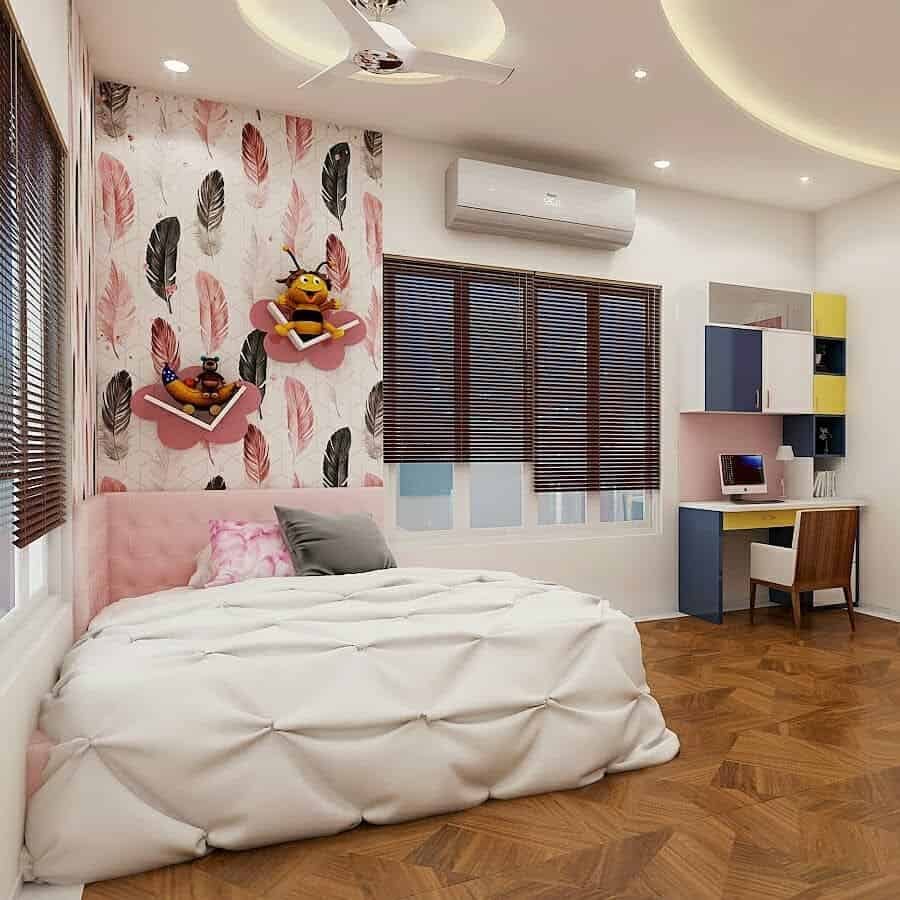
(763, 331, 813, 414)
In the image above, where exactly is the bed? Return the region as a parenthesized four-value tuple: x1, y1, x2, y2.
(24, 488, 679, 885)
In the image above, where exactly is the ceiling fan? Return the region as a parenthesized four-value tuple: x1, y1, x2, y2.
(299, 0, 515, 88)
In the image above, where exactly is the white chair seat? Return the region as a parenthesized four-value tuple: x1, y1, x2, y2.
(750, 542, 796, 587)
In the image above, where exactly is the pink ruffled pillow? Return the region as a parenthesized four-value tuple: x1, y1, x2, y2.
(204, 520, 294, 588)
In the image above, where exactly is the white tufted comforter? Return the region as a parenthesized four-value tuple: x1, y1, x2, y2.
(25, 568, 679, 884)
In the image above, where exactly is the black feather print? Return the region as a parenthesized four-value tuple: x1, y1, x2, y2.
(364, 380, 383, 461)
(145, 217, 181, 314)
(101, 370, 132, 461)
(205, 475, 227, 490)
(363, 130, 383, 183)
(322, 142, 350, 231)
(323, 427, 351, 488)
(239, 330, 268, 415)
(97, 81, 131, 138)
(195, 170, 225, 256)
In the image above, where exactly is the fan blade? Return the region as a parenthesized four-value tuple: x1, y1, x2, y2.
(321, 0, 392, 51)
(407, 49, 515, 85)
(297, 58, 359, 89)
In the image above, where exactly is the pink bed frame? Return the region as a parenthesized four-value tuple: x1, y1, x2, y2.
(72, 487, 386, 637)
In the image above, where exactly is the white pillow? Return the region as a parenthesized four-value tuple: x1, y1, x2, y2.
(188, 544, 213, 588)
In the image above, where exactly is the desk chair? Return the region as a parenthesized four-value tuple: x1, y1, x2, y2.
(749, 507, 858, 631)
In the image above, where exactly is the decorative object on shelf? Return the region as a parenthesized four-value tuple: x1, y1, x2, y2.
(163, 357, 239, 416)
(775, 444, 795, 499)
(817, 424, 833, 456)
(249, 246, 366, 370)
(133, 365, 262, 450)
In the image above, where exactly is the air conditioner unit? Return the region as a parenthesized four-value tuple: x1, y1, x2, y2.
(445, 158, 636, 250)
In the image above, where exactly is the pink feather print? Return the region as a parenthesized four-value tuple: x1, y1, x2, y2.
(98, 152, 135, 247)
(99, 477, 127, 493)
(363, 473, 383, 488)
(363, 192, 383, 269)
(196, 271, 229, 355)
(364, 285, 381, 369)
(242, 123, 269, 208)
(326, 234, 351, 294)
(241, 226, 269, 305)
(98, 261, 135, 359)
(243, 425, 270, 486)
(284, 376, 314, 455)
(150, 317, 181, 376)
(281, 180, 312, 255)
(285, 115, 313, 169)
(193, 99, 228, 157)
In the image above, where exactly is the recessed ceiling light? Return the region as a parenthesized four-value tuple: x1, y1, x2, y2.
(633, 68, 648, 80)
(800, 175, 811, 184)
(653, 159, 671, 169)
(163, 59, 190, 74)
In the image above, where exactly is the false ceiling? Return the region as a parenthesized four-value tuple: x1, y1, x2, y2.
(75, 0, 898, 212)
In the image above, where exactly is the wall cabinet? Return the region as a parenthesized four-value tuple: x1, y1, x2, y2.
(813, 292, 846, 338)
(814, 374, 846, 414)
(704, 326, 761, 412)
(762, 330, 813, 413)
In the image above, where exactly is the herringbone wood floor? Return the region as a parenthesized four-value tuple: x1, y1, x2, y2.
(85, 608, 900, 899)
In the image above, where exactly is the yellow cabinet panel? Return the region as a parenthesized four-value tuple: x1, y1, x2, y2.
(814, 374, 846, 414)
(814, 292, 847, 338)
(723, 509, 798, 531)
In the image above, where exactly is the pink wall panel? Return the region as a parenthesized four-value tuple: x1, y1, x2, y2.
(679, 414, 786, 501)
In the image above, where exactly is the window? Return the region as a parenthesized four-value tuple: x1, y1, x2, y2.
(0, 10, 67, 620)
(384, 257, 661, 536)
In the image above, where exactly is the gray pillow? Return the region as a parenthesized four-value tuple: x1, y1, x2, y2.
(274, 506, 396, 576)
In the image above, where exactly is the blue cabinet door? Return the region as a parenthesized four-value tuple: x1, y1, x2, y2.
(705, 326, 762, 412)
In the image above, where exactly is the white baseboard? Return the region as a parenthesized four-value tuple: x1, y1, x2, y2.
(19, 883, 83, 899)
(856, 605, 900, 623)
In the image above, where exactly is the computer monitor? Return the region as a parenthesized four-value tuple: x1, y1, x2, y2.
(719, 453, 767, 498)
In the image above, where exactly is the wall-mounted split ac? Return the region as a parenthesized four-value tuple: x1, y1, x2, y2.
(445, 158, 636, 250)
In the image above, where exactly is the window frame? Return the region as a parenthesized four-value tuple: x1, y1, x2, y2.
(385, 462, 659, 547)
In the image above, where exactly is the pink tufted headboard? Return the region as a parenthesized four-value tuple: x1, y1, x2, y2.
(73, 488, 385, 636)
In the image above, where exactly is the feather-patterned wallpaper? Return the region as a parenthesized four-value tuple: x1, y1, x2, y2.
(94, 85, 384, 491)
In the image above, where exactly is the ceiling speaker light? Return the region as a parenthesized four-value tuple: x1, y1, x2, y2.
(163, 59, 190, 73)
(633, 68, 648, 79)
(653, 159, 671, 169)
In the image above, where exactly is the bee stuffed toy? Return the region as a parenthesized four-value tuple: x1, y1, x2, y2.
(274, 247, 345, 342)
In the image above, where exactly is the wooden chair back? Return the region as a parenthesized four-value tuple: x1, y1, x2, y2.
(793, 508, 858, 590)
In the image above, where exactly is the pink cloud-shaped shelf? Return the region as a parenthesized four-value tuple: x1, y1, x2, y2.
(250, 299, 366, 370)
(132, 366, 263, 451)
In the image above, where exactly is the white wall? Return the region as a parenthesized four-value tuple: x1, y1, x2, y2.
(0, 3, 71, 898)
(384, 135, 815, 618)
(816, 181, 900, 614)
(7, 0, 70, 146)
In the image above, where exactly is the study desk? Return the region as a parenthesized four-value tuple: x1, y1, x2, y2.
(678, 498, 865, 624)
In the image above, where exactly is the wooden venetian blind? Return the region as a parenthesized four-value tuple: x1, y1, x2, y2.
(383, 256, 531, 463)
(0, 10, 67, 548)
(384, 256, 661, 495)
(531, 273, 661, 493)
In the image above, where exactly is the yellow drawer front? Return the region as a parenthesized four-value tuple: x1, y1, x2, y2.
(814, 292, 847, 338)
(723, 509, 798, 531)
(814, 374, 846, 414)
